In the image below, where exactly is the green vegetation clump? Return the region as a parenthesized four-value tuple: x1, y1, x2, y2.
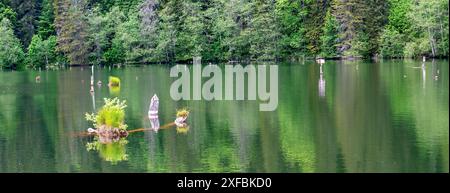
(176, 108, 189, 118)
(86, 97, 127, 130)
(85, 98, 129, 164)
(109, 76, 120, 87)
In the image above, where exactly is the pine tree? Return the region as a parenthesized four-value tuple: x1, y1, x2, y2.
(332, 0, 364, 56)
(275, 0, 307, 59)
(10, 0, 41, 48)
(220, 0, 254, 61)
(138, 0, 159, 62)
(357, 0, 388, 58)
(55, 0, 89, 65)
(87, 6, 116, 65)
(37, 0, 55, 39)
(0, 1, 17, 24)
(379, 0, 412, 58)
(250, 0, 280, 60)
(155, 0, 182, 62)
(320, 10, 339, 58)
(104, 11, 140, 65)
(304, 0, 331, 56)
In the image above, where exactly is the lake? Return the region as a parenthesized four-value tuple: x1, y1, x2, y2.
(0, 59, 448, 172)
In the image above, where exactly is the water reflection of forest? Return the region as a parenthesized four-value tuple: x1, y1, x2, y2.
(0, 61, 448, 172)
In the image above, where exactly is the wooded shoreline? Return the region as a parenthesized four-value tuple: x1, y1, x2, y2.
(1, 0, 448, 70)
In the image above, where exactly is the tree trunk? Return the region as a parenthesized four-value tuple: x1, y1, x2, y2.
(428, 27, 436, 57)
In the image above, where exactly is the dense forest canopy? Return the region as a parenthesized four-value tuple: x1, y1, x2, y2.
(0, 0, 448, 69)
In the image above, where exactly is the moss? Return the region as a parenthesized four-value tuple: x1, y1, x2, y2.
(86, 97, 127, 130)
(109, 76, 120, 87)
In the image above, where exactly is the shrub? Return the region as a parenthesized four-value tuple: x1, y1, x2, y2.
(86, 97, 127, 130)
(109, 76, 120, 87)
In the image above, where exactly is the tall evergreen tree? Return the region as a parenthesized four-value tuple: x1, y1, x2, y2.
(138, 0, 159, 62)
(0, 1, 17, 24)
(37, 0, 55, 39)
(332, 0, 364, 56)
(10, 0, 41, 48)
(320, 10, 339, 58)
(55, 0, 89, 65)
(379, 0, 412, 58)
(249, 0, 280, 60)
(275, 0, 306, 59)
(177, 0, 205, 61)
(304, 0, 331, 56)
(155, 0, 182, 62)
(355, 0, 388, 57)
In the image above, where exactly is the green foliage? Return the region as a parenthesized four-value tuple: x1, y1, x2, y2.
(100, 9, 141, 65)
(0, 18, 24, 69)
(115, 12, 142, 63)
(26, 35, 57, 69)
(37, 0, 55, 39)
(108, 76, 121, 87)
(320, 10, 339, 58)
(275, 0, 306, 58)
(386, 0, 412, 34)
(55, 0, 89, 65)
(403, 37, 430, 58)
(379, 28, 405, 58)
(406, 0, 448, 57)
(353, 32, 372, 58)
(332, 0, 389, 57)
(2, 0, 449, 69)
(359, 0, 389, 57)
(85, 97, 127, 129)
(138, 0, 159, 63)
(92, 0, 142, 13)
(332, 0, 364, 56)
(0, 1, 16, 25)
(9, 0, 40, 48)
(249, 0, 280, 61)
(87, 6, 117, 65)
(176, 0, 205, 61)
(304, 0, 330, 56)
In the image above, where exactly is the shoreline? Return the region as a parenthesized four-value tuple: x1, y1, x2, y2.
(1, 57, 448, 71)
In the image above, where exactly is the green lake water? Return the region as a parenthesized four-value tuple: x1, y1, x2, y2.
(0, 59, 448, 172)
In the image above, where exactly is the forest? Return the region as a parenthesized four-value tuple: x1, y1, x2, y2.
(0, 0, 448, 69)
